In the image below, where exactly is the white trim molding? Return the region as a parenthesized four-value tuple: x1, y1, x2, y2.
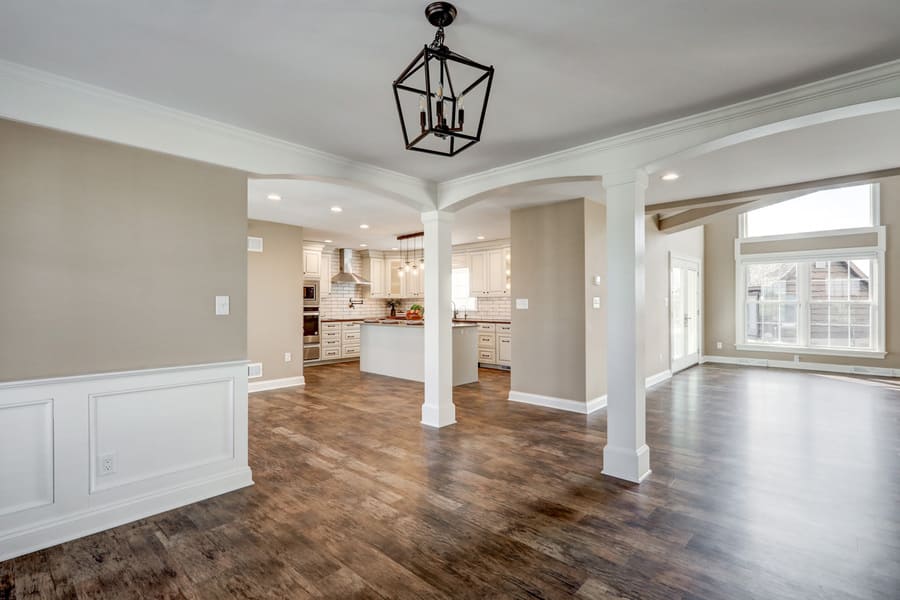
(0, 59, 436, 211)
(703, 355, 898, 378)
(507, 370, 672, 415)
(508, 391, 607, 415)
(0, 361, 252, 562)
(248, 376, 306, 393)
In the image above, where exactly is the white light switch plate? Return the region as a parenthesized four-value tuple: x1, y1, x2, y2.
(516, 298, 528, 310)
(284, 352, 292, 362)
(592, 297, 601, 309)
(215, 295, 230, 316)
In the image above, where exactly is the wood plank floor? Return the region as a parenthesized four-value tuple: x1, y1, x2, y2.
(2, 363, 899, 599)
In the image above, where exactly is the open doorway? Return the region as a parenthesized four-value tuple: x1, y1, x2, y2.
(671, 255, 701, 372)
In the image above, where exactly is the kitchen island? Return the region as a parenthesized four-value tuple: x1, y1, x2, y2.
(359, 321, 478, 385)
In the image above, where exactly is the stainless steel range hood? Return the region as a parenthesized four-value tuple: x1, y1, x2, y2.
(331, 248, 371, 285)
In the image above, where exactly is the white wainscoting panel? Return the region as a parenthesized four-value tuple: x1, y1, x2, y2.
(89, 378, 234, 494)
(0, 360, 252, 562)
(0, 399, 54, 517)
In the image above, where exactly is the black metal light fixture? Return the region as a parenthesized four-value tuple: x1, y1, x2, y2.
(392, 2, 495, 157)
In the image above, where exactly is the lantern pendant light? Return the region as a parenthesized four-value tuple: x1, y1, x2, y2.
(392, 2, 495, 157)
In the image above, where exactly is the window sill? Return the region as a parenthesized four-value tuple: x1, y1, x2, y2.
(735, 344, 886, 359)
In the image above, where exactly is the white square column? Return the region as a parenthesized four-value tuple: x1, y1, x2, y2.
(421, 210, 456, 428)
(602, 170, 651, 483)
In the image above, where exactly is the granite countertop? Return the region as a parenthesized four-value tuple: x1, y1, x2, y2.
(453, 318, 511, 324)
(320, 317, 369, 323)
(361, 321, 478, 328)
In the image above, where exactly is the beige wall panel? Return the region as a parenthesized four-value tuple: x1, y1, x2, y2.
(247, 220, 304, 382)
(0, 119, 248, 382)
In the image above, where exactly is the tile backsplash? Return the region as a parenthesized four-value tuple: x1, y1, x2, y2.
(317, 250, 511, 321)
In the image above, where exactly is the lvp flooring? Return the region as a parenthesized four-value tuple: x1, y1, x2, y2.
(2, 363, 899, 599)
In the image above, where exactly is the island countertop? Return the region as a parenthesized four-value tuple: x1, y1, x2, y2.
(360, 321, 477, 328)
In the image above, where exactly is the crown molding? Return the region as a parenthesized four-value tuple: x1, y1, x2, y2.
(0, 59, 437, 210)
(437, 58, 900, 209)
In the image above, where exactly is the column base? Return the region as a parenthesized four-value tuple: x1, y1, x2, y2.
(421, 402, 456, 428)
(602, 444, 651, 483)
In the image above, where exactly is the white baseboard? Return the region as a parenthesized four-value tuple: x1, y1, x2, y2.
(0, 467, 252, 563)
(248, 375, 305, 393)
(508, 370, 673, 415)
(703, 355, 899, 377)
(645, 370, 673, 388)
(508, 391, 605, 414)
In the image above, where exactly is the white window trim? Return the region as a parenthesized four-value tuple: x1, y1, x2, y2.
(734, 227, 886, 359)
(738, 182, 880, 239)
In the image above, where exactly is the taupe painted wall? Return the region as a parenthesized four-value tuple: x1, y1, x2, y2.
(511, 199, 589, 402)
(704, 175, 899, 369)
(247, 220, 304, 382)
(511, 198, 701, 404)
(0, 119, 248, 382)
(584, 201, 607, 402)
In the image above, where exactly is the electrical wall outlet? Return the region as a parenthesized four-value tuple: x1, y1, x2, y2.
(215, 295, 230, 316)
(716, 341, 723, 350)
(99, 453, 116, 476)
(284, 352, 292, 362)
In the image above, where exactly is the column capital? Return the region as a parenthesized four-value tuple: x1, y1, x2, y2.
(601, 169, 649, 191)
(420, 210, 455, 225)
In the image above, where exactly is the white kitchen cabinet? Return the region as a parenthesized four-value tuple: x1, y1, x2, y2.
(466, 247, 510, 297)
(303, 244, 323, 280)
(498, 334, 511, 364)
(468, 251, 487, 295)
(320, 250, 333, 297)
(405, 268, 424, 298)
(361, 252, 386, 298)
(385, 257, 407, 298)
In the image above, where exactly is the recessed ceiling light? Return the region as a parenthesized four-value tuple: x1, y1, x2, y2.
(391, 247, 399, 251)
(661, 172, 680, 181)
(267, 193, 281, 201)
(360, 224, 369, 229)
(330, 206, 343, 213)
(476, 235, 485, 240)
(324, 239, 333, 243)
(360, 243, 368, 247)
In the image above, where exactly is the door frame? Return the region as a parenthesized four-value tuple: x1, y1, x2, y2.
(669, 253, 703, 373)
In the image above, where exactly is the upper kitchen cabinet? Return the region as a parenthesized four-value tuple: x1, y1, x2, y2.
(385, 256, 407, 298)
(405, 268, 424, 298)
(361, 251, 387, 298)
(320, 249, 333, 297)
(467, 245, 510, 296)
(303, 243, 324, 280)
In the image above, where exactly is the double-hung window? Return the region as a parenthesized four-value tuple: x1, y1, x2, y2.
(735, 183, 884, 358)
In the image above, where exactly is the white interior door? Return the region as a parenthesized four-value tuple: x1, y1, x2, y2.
(671, 256, 701, 372)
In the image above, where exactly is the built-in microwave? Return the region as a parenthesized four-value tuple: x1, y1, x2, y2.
(302, 281, 319, 306)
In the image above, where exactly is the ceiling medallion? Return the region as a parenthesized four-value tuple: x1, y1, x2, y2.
(392, 2, 495, 157)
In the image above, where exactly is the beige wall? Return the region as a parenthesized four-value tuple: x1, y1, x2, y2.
(511, 199, 589, 402)
(247, 220, 304, 382)
(0, 118, 248, 382)
(584, 200, 606, 401)
(511, 198, 700, 403)
(704, 175, 899, 369)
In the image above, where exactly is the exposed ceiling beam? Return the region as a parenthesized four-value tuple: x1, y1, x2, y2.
(646, 166, 900, 214)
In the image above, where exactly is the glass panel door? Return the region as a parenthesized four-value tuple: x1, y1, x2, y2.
(671, 257, 701, 372)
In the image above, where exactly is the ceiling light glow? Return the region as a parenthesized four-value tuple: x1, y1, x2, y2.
(267, 193, 282, 201)
(360, 224, 370, 229)
(661, 172, 680, 181)
(330, 206, 343, 212)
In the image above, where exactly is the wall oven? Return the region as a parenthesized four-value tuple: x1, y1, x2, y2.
(302, 307, 320, 361)
(302, 281, 319, 306)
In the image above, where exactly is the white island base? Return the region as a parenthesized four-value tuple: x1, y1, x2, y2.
(359, 322, 478, 385)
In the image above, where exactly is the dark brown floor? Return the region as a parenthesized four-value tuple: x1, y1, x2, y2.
(2, 364, 899, 599)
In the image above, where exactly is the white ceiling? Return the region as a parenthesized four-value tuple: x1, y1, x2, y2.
(248, 178, 603, 250)
(648, 110, 900, 205)
(2, 1, 899, 181)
